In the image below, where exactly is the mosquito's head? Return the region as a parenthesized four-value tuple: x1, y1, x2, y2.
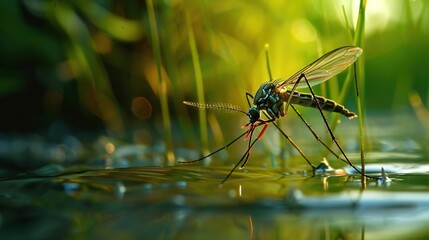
(247, 107, 260, 124)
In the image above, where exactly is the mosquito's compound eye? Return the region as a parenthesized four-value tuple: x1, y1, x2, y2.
(247, 107, 260, 123)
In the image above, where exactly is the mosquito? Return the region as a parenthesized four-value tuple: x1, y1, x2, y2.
(179, 46, 376, 183)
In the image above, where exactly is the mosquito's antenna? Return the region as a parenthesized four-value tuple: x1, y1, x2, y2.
(183, 101, 249, 116)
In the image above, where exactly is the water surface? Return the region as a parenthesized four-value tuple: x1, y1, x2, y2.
(1, 115, 429, 239)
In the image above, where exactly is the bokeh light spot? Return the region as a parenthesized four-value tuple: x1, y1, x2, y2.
(291, 19, 316, 43)
(131, 97, 152, 120)
(105, 142, 115, 154)
(93, 32, 112, 54)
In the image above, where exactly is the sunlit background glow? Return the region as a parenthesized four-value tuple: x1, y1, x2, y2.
(0, 0, 428, 163)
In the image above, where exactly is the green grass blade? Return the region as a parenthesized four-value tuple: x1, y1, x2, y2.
(146, 0, 175, 163)
(353, 0, 368, 181)
(265, 43, 277, 168)
(186, 13, 209, 156)
(265, 44, 273, 81)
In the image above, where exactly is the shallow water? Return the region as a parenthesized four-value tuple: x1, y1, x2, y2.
(1, 115, 429, 239)
(1, 161, 429, 239)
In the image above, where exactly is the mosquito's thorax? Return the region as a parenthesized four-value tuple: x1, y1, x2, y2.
(249, 82, 283, 121)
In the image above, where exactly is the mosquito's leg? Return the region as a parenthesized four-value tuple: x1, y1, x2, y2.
(244, 124, 256, 140)
(178, 131, 248, 164)
(290, 104, 349, 164)
(280, 73, 350, 167)
(245, 90, 318, 170)
(283, 73, 303, 116)
(256, 121, 270, 139)
(241, 124, 256, 168)
(299, 73, 376, 179)
(271, 122, 316, 169)
(240, 120, 272, 169)
(245, 92, 315, 169)
(221, 137, 259, 184)
(246, 92, 254, 108)
(299, 73, 350, 160)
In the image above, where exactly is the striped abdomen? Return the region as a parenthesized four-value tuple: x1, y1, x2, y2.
(280, 90, 357, 119)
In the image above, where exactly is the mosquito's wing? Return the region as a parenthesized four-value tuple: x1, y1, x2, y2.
(276, 46, 362, 89)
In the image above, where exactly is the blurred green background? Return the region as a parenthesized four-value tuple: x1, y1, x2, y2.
(1, 0, 428, 166)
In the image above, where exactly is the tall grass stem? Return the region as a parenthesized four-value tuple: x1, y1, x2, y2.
(265, 44, 273, 81)
(353, 0, 368, 183)
(147, 0, 175, 163)
(265, 44, 280, 168)
(186, 13, 209, 156)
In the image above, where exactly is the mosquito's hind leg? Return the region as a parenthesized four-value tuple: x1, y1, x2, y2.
(290, 104, 349, 164)
(298, 73, 376, 179)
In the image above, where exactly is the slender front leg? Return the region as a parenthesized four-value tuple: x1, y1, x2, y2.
(240, 119, 273, 169)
